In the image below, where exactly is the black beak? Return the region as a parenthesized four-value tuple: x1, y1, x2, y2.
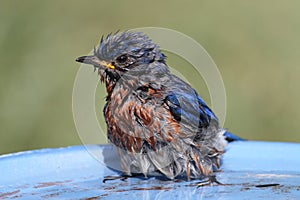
(75, 56, 87, 63)
(76, 55, 116, 69)
(76, 55, 97, 65)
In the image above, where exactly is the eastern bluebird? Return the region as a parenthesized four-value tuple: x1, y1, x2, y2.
(76, 31, 240, 184)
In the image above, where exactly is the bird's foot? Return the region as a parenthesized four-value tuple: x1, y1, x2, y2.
(196, 175, 223, 187)
(103, 175, 129, 183)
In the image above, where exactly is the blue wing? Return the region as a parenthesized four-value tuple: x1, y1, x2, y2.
(164, 91, 244, 142)
(164, 90, 218, 129)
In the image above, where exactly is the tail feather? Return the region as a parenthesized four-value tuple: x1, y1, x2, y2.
(224, 131, 245, 142)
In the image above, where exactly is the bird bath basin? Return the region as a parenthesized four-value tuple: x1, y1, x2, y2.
(0, 141, 300, 199)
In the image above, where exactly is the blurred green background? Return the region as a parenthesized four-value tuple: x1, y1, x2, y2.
(1, 1, 300, 155)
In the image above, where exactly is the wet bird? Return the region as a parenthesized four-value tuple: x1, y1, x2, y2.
(76, 31, 238, 183)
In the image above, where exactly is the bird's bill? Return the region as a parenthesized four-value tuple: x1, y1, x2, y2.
(75, 55, 115, 69)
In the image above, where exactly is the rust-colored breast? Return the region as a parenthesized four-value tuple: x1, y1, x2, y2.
(104, 83, 181, 153)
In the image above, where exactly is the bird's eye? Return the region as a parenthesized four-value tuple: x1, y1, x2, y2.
(116, 55, 128, 64)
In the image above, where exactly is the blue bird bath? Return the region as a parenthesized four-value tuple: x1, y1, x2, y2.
(0, 141, 300, 199)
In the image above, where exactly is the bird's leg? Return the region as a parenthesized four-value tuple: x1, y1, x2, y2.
(196, 175, 223, 187)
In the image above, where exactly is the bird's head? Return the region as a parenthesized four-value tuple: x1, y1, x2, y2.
(76, 31, 166, 77)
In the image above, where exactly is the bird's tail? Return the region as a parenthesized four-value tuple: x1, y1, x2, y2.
(223, 131, 245, 142)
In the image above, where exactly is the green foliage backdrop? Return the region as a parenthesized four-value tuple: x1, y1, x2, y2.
(1, 1, 300, 154)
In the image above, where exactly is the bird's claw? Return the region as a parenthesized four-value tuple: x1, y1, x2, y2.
(103, 175, 129, 183)
(196, 175, 223, 187)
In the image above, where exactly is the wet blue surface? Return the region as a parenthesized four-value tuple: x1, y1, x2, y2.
(0, 141, 299, 199)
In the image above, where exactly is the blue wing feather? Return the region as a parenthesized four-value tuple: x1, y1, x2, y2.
(164, 94, 182, 122)
(164, 90, 217, 129)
